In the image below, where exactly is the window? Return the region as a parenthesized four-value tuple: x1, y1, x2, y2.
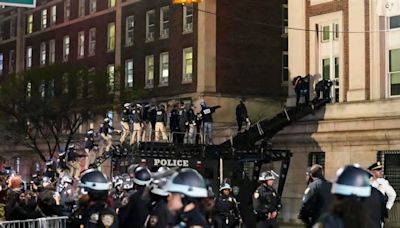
(334, 57, 339, 79)
(377, 151, 400, 199)
(125, 16, 134, 46)
(78, 31, 85, 58)
(64, 0, 70, 21)
(41, 9, 47, 29)
(282, 51, 288, 82)
(308, 152, 325, 168)
(282, 4, 288, 34)
(40, 42, 46, 66)
(183, 5, 193, 33)
(108, 0, 115, 8)
(10, 18, 16, 37)
(39, 82, 45, 98)
(90, 0, 97, 14)
(26, 82, 32, 98)
(49, 39, 55, 64)
(389, 49, 400, 96)
(79, 0, 85, 17)
(125, 59, 134, 87)
(107, 64, 115, 92)
(322, 25, 330, 42)
(183, 47, 193, 83)
(159, 52, 169, 86)
(334, 23, 339, 40)
(89, 28, 96, 56)
(63, 36, 70, 62)
(389, 16, 400, 30)
(9, 50, 15, 73)
(50, 5, 56, 26)
(146, 10, 155, 41)
(160, 6, 170, 39)
(107, 22, 115, 51)
(26, 46, 32, 69)
(145, 55, 154, 88)
(27, 14, 33, 34)
(0, 53, 3, 75)
(322, 58, 330, 80)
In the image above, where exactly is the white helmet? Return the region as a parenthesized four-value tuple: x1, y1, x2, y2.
(164, 168, 207, 198)
(219, 183, 232, 192)
(150, 179, 169, 196)
(124, 103, 131, 108)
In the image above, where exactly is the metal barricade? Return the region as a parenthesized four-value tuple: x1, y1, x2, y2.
(0, 216, 68, 228)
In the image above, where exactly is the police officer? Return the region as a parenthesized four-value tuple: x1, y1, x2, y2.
(164, 168, 209, 227)
(298, 164, 333, 228)
(368, 161, 397, 217)
(57, 150, 69, 177)
(142, 102, 153, 142)
(69, 169, 118, 228)
(236, 98, 251, 132)
(199, 101, 221, 145)
(253, 171, 282, 228)
(185, 103, 197, 144)
(214, 183, 242, 228)
(99, 117, 118, 153)
(314, 165, 373, 228)
(66, 144, 82, 180)
(44, 160, 57, 183)
(118, 166, 152, 228)
(314, 79, 333, 102)
(58, 175, 75, 216)
(120, 103, 132, 144)
(155, 104, 168, 142)
(146, 167, 173, 228)
(177, 101, 188, 144)
(130, 103, 143, 145)
(85, 129, 99, 170)
(170, 104, 181, 143)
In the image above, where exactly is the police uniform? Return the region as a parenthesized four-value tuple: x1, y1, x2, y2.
(130, 105, 143, 145)
(120, 105, 132, 144)
(368, 161, 397, 212)
(214, 194, 241, 227)
(73, 201, 119, 228)
(170, 106, 181, 143)
(118, 186, 150, 228)
(99, 119, 114, 153)
(155, 106, 168, 142)
(252, 184, 282, 228)
(146, 197, 172, 228)
(85, 130, 98, 169)
(298, 177, 333, 227)
(174, 207, 210, 228)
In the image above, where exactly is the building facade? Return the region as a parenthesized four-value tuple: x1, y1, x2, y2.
(276, 0, 400, 224)
(0, 0, 288, 178)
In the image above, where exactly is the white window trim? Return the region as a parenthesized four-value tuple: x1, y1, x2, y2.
(388, 48, 400, 97)
(90, 0, 97, 14)
(282, 4, 288, 35)
(321, 25, 331, 43)
(183, 5, 193, 33)
(125, 59, 134, 88)
(125, 15, 134, 47)
(107, 64, 115, 92)
(49, 39, 55, 64)
(40, 42, 46, 66)
(79, 0, 85, 17)
(160, 6, 169, 39)
(89, 27, 96, 56)
(41, 9, 48, 30)
(26, 46, 32, 69)
(107, 23, 115, 51)
(27, 14, 33, 34)
(145, 55, 154, 88)
(78, 31, 85, 58)
(63, 36, 70, 62)
(388, 15, 400, 31)
(64, 0, 70, 21)
(159, 52, 169, 87)
(50, 5, 57, 26)
(182, 47, 193, 83)
(108, 0, 115, 8)
(146, 10, 155, 42)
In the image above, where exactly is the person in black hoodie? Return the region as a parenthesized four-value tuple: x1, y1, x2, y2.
(200, 101, 221, 145)
(235, 98, 250, 132)
(170, 104, 181, 143)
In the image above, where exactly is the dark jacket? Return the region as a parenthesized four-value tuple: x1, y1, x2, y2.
(235, 102, 248, 120)
(252, 184, 282, 220)
(201, 106, 221, 123)
(170, 108, 180, 131)
(118, 187, 150, 228)
(298, 177, 334, 227)
(363, 187, 386, 228)
(156, 109, 167, 124)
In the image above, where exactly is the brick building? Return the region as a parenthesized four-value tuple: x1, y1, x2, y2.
(0, 0, 288, 178)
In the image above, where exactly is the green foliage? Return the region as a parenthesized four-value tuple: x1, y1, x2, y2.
(0, 64, 117, 161)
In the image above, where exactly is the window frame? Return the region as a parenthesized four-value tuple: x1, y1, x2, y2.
(182, 47, 193, 83)
(389, 15, 400, 30)
(108, 0, 115, 8)
(88, 27, 96, 56)
(64, 0, 70, 21)
(389, 48, 400, 97)
(107, 22, 115, 51)
(78, 0, 85, 17)
(26, 46, 32, 69)
(321, 25, 330, 42)
(78, 31, 85, 58)
(89, 0, 97, 14)
(145, 55, 155, 88)
(282, 51, 288, 83)
(63, 35, 70, 62)
(146, 10, 155, 42)
(0, 53, 3, 75)
(125, 15, 135, 46)
(282, 4, 288, 35)
(107, 64, 115, 92)
(27, 14, 33, 34)
(160, 6, 170, 39)
(40, 42, 46, 66)
(41, 9, 47, 30)
(50, 5, 57, 26)
(183, 5, 193, 33)
(159, 52, 169, 86)
(125, 59, 134, 88)
(49, 39, 55, 64)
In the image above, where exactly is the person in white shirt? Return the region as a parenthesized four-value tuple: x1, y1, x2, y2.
(368, 161, 397, 211)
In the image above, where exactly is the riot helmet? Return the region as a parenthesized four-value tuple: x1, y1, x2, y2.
(133, 167, 152, 186)
(219, 183, 232, 192)
(258, 171, 276, 182)
(164, 168, 207, 198)
(122, 175, 133, 190)
(331, 165, 371, 198)
(61, 175, 73, 185)
(124, 103, 131, 108)
(104, 117, 110, 123)
(150, 179, 169, 197)
(79, 169, 110, 200)
(127, 164, 139, 177)
(87, 129, 94, 135)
